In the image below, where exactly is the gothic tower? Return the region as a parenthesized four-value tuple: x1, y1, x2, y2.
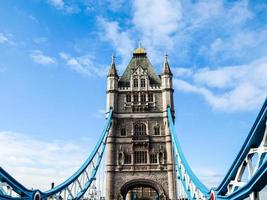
(105, 46, 176, 200)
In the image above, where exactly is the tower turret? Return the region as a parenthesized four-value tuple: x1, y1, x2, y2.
(161, 54, 174, 112)
(106, 54, 118, 114)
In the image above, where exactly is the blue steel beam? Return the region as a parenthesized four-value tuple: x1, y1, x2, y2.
(215, 98, 267, 195)
(0, 109, 113, 200)
(167, 107, 210, 200)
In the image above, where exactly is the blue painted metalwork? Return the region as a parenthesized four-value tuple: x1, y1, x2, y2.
(1, 97, 267, 200)
(215, 98, 267, 196)
(0, 109, 113, 200)
(168, 97, 267, 200)
(167, 107, 209, 200)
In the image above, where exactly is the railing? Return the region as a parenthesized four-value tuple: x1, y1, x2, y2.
(0, 109, 113, 200)
(168, 97, 267, 200)
(167, 107, 210, 200)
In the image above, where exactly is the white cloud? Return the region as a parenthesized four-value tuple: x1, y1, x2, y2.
(0, 33, 8, 44)
(59, 52, 107, 77)
(132, 0, 182, 60)
(48, 0, 79, 14)
(33, 37, 48, 44)
(49, 0, 64, 9)
(173, 57, 267, 112)
(0, 131, 90, 191)
(30, 50, 56, 65)
(98, 17, 134, 71)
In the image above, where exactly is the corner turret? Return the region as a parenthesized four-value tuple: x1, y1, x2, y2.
(106, 54, 118, 115)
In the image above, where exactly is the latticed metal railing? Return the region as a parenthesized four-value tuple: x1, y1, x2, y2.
(0, 109, 113, 200)
(167, 97, 267, 200)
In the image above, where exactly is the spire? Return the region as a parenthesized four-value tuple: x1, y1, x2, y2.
(162, 53, 172, 75)
(133, 42, 146, 55)
(108, 54, 118, 77)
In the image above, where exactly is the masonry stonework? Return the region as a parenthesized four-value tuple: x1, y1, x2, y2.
(105, 46, 176, 200)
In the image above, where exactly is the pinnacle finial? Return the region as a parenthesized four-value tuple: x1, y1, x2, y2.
(162, 53, 172, 75)
(164, 53, 168, 63)
(112, 53, 115, 64)
(138, 41, 142, 48)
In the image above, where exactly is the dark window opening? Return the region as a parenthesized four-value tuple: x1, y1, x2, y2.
(148, 93, 153, 102)
(121, 128, 126, 136)
(134, 123, 146, 136)
(141, 79, 145, 87)
(134, 151, 147, 164)
(150, 154, 158, 164)
(133, 94, 138, 103)
(141, 94, 146, 102)
(124, 154, 131, 164)
(133, 79, 138, 87)
(126, 94, 131, 102)
(154, 126, 160, 135)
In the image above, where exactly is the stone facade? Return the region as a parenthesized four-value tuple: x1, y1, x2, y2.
(105, 46, 176, 200)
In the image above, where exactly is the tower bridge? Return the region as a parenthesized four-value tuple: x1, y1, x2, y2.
(0, 46, 267, 200)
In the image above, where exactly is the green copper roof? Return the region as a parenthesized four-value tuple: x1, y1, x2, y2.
(119, 54, 161, 85)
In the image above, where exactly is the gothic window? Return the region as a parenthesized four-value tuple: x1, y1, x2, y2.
(134, 123, 146, 136)
(126, 94, 131, 102)
(148, 93, 153, 102)
(159, 152, 163, 164)
(121, 128, 126, 136)
(133, 94, 138, 103)
(133, 79, 138, 87)
(141, 94, 146, 103)
(141, 79, 146, 87)
(154, 126, 160, 135)
(124, 154, 131, 164)
(134, 151, 147, 164)
(150, 153, 158, 164)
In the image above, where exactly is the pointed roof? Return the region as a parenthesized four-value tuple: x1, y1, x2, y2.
(162, 54, 172, 75)
(119, 47, 161, 84)
(107, 54, 118, 77)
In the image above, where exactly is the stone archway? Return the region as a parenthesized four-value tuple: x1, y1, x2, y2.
(120, 179, 167, 200)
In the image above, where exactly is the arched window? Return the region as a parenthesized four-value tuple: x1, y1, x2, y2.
(133, 79, 138, 87)
(134, 123, 146, 136)
(126, 94, 131, 102)
(141, 94, 146, 102)
(141, 79, 146, 87)
(154, 126, 160, 135)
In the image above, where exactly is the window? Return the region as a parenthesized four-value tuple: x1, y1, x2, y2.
(154, 126, 160, 135)
(150, 154, 158, 164)
(141, 79, 146, 87)
(148, 93, 153, 102)
(124, 154, 131, 164)
(134, 123, 146, 136)
(133, 79, 138, 87)
(121, 128, 126, 136)
(134, 151, 147, 164)
(126, 94, 131, 102)
(141, 94, 146, 102)
(133, 94, 138, 103)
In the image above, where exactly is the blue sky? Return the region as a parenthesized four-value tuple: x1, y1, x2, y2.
(0, 0, 267, 192)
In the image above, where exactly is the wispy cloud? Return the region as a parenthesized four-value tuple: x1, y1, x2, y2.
(98, 17, 134, 71)
(33, 37, 48, 44)
(30, 50, 57, 65)
(173, 57, 267, 112)
(0, 131, 90, 190)
(132, 0, 182, 62)
(0, 33, 9, 44)
(59, 52, 107, 77)
(0, 32, 16, 45)
(48, 0, 80, 14)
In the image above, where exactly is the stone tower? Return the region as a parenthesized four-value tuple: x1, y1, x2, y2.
(105, 46, 176, 200)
